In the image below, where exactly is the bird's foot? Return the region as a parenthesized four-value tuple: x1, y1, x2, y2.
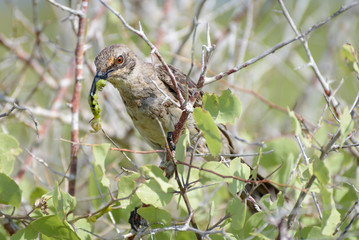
(166, 132, 176, 151)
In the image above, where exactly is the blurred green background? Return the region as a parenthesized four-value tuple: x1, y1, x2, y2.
(1, 0, 359, 239)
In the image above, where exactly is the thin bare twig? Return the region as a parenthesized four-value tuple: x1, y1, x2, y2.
(59, 137, 164, 154)
(283, 152, 302, 194)
(172, 22, 214, 144)
(205, 0, 359, 85)
(135, 211, 231, 240)
(44, 0, 85, 17)
(287, 126, 342, 227)
(69, 186, 138, 224)
(194, 150, 274, 158)
(154, 118, 202, 240)
(172, 0, 207, 65)
(176, 159, 304, 191)
(14, 66, 73, 182)
(295, 135, 309, 165)
(333, 199, 358, 235)
(237, 0, 253, 64)
(197, 23, 215, 88)
(0, 34, 58, 89)
(278, 0, 359, 228)
(26, 150, 69, 178)
(337, 211, 359, 240)
(0, 102, 38, 133)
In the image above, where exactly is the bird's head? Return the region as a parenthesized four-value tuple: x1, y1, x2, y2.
(93, 44, 138, 86)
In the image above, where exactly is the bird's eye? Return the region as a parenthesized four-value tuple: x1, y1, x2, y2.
(116, 55, 124, 64)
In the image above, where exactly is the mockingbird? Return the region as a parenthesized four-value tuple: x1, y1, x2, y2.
(90, 44, 278, 211)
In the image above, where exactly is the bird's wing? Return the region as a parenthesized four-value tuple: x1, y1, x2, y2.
(155, 64, 202, 105)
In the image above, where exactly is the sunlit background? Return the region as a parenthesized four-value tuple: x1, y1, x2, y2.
(1, 0, 359, 238)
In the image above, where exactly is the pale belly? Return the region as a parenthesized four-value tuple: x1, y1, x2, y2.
(124, 97, 182, 148)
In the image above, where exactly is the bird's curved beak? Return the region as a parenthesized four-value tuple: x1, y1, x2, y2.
(90, 71, 107, 99)
(88, 71, 108, 111)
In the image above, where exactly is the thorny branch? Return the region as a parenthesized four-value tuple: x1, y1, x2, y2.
(44, 0, 85, 17)
(205, 0, 359, 85)
(59, 137, 165, 154)
(278, 0, 359, 228)
(26, 150, 69, 178)
(175, 159, 304, 191)
(0, 101, 38, 133)
(172, 0, 207, 65)
(68, 186, 139, 224)
(96, 1, 359, 237)
(2, 1, 359, 239)
(154, 116, 202, 240)
(133, 212, 232, 240)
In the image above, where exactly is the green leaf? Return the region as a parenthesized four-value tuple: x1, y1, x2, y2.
(74, 219, 92, 240)
(261, 138, 298, 185)
(276, 192, 284, 208)
(217, 89, 241, 125)
(203, 93, 219, 119)
(313, 157, 330, 186)
(341, 42, 359, 75)
(11, 228, 38, 240)
(341, 43, 358, 63)
(117, 173, 139, 198)
(193, 107, 222, 156)
(241, 212, 266, 237)
(199, 161, 231, 184)
(88, 165, 109, 209)
(29, 187, 48, 206)
(136, 179, 172, 208)
(288, 108, 311, 148)
(136, 165, 173, 208)
(141, 165, 174, 192)
(288, 108, 301, 136)
(228, 158, 251, 195)
(300, 226, 334, 240)
(210, 233, 237, 240)
(31, 215, 80, 240)
(0, 233, 6, 240)
(209, 201, 215, 224)
(52, 183, 77, 220)
(117, 173, 140, 207)
(137, 206, 171, 227)
(320, 187, 340, 235)
(92, 143, 111, 187)
(0, 133, 22, 175)
(0, 173, 22, 208)
(175, 128, 189, 162)
(260, 192, 285, 211)
(340, 107, 354, 146)
(227, 197, 246, 231)
(354, 61, 359, 75)
(341, 43, 359, 78)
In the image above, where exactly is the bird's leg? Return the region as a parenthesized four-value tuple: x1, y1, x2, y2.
(128, 207, 148, 232)
(166, 132, 176, 151)
(157, 132, 177, 178)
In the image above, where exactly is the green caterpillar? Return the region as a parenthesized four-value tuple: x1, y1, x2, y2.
(88, 78, 107, 132)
